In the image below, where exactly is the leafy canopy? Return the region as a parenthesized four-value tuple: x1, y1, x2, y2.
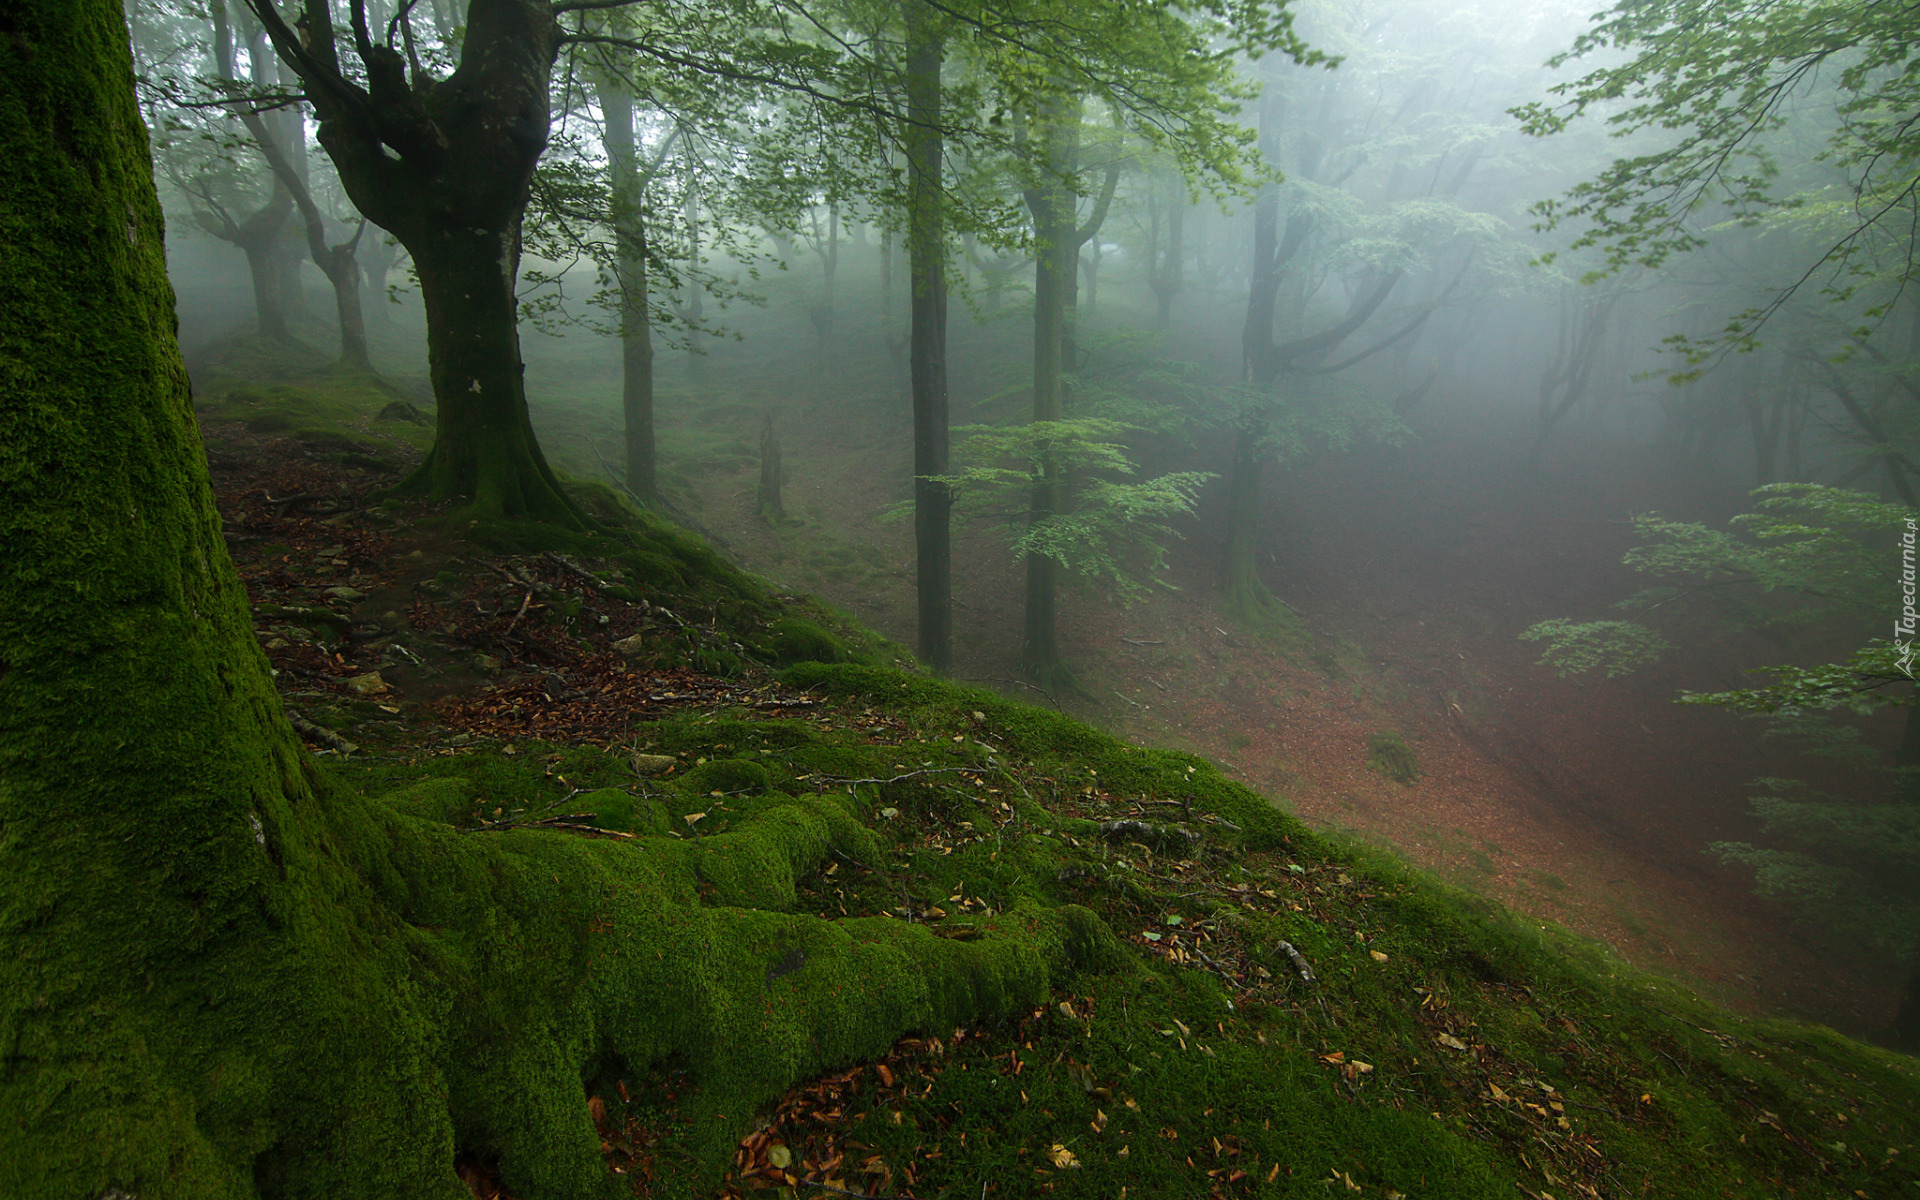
(1514, 0, 1920, 361)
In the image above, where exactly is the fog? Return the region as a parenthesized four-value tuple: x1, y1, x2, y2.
(141, 0, 1916, 1046)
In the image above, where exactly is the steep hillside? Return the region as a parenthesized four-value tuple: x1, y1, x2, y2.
(192, 352, 1920, 1200)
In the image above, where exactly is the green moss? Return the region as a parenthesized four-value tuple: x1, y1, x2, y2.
(682, 756, 773, 797)
(1366, 730, 1422, 784)
(17, 33, 1920, 1191)
(764, 616, 848, 665)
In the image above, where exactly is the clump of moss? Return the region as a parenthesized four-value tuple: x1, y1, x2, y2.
(683, 756, 773, 797)
(1365, 730, 1421, 784)
(766, 617, 847, 666)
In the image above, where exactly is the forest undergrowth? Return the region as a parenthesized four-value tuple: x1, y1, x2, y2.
(186, 344, 1920, 1199)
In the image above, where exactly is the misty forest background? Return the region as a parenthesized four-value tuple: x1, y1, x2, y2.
(136, 0, 1920, 1049)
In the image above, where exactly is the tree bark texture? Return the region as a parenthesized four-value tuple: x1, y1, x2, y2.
(905, 1, 951, 673)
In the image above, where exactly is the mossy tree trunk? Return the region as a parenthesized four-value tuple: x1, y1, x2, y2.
(1, 7, 435, 1192)
(905, 0, 951, 673)
(0, 8, 1113, 1197)
(599, 73, 657, 505)
(245, 0, 583, 526)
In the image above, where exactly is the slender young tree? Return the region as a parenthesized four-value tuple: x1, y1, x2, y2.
(905, 0, 953, 671)
(1016, 96, 1122, 690)
(1017, 96, 1080, 690)
(597, 69, 660, 503)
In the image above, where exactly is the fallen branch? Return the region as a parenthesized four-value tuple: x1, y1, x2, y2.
(1193, 944, 1247, 1003)
(543, 550, 609, 592)
(1098, 819, 1200, 853)
(502, 590, 534, 639)
(1276, 940, 1317, 985)
(817, 767, 967, 788)
(533, 818, 636, 839)
(288, 711, 357, 755)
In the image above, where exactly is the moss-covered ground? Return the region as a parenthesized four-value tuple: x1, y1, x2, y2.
(193, 342, 1920, 1199)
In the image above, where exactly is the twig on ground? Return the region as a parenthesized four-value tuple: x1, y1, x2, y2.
(288, 711, 358, 754)
(503, 590, 534, 639)
(817, 767, 966, 788)
(962, 676, 1062, 712)
(1098, 819, 1200, 852)
(1192, 945, 1246, 1003)
(1277, 940, 1317, 985)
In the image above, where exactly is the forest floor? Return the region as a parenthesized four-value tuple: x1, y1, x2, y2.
(185, 342, 1920, 1200)
(606, 370, 1900, 1045)
(187, 308, 1905, 1043)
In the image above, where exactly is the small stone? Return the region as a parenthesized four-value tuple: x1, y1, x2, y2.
(264, 637, 290, 650)
(344, 672, 389, 696)
(318, 545, 347, 558)
(324, 586, 365, 602)
(629, 753, 677, 776)
(612, 633, 646, 658)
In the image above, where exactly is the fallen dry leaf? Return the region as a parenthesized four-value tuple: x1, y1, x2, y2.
(1048, 1144, 1080, 1168)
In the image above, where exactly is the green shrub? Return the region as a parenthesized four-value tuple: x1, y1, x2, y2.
(1365, 731, 1421, 784)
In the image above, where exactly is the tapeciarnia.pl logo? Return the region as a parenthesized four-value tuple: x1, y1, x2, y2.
(1899, 517, 1918, 680)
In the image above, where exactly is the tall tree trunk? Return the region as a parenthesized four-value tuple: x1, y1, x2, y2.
(1, 12, 1114, 1194)
(247, 0, 584, 525)
(407, 226, 579, 521)
(810, 202, 840, 361)
(1081, 236, 1101, 313)
(234, 192, 296, 339)
(1227, 82, 1294, 639)
(599, 75, 657, 504)
(881, 223, 896, 317)
(251, 20, 311, 325)
(682, 175, 707, 375)
(1150, 191, 1183, 329)
(905, 1, 951, 673)
(1, 8, 446, 1188)
(1019, 101, 1078, 690)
